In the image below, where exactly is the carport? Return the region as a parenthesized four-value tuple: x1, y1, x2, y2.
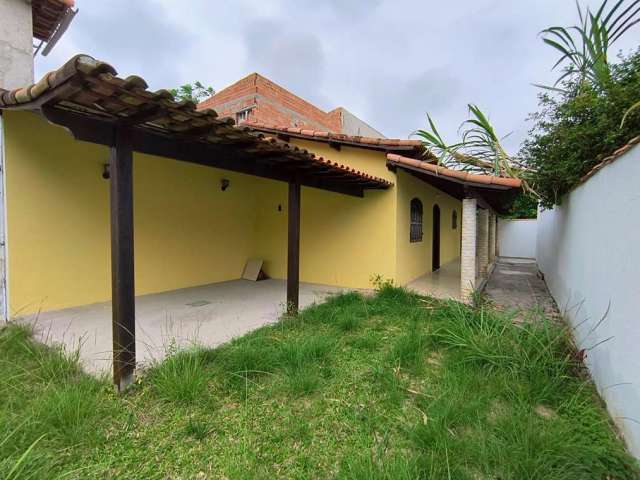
(0, 55, 391, 390)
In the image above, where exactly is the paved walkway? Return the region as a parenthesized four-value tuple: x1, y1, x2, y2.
(484, 257, 559, 318)
(19, 280, 347, 375)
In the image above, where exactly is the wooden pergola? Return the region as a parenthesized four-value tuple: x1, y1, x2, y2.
(0, 55, 392, 391)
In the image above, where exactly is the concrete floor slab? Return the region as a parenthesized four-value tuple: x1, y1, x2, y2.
(406, 259, 462, 300)
(18, 280, 348, 375)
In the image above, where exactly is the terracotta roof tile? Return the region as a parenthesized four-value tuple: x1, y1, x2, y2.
(244, 119, 428, 154)
(0, 54, 393, 193)
(386, 153, 522, 189)
(32, 0, 75, 41)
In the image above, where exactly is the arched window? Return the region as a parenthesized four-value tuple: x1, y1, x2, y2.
(452, 210, 458, 229)
(410, 198, 423, 242)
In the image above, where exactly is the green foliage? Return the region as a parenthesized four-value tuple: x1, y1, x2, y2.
(0, 325, 120, 479)
(169, 81, 214, 104)
(0, 289, 637, 478)
(182, 416, 211, 441)
(415, 105, 529, 178)
(502, 191, 539, 219)
(147, 348, 209, 404)
(540, 0, 640, 92)
(522, 49, 640, 207)
(337, 452, 419, 479)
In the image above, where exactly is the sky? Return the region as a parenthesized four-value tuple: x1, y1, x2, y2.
(35, 0, 639, 153)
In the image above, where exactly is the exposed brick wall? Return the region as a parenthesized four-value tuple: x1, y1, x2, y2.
(199, 73, 342, 132)
(200, 73, 258, 109)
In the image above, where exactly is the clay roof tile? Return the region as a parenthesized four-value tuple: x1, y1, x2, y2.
(386, 153, 522, 189)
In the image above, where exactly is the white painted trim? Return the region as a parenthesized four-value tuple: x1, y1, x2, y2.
(0, 113, 9, 322)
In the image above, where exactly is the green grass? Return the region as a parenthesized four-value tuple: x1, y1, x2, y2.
(0, 287, 637, 479)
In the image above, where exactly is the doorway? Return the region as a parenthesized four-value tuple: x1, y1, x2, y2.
(432, 204, 440, 271)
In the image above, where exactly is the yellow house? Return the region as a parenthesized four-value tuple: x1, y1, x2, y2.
(0, 55, 520, 388)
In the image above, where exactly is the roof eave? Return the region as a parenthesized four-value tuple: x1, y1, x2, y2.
(0, 54, 393, 197)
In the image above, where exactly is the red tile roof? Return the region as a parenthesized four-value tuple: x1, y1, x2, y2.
(0, 54, 393, 194)
(386, 153, 522, 189)
(244, 120, 429, 155)
(32, 0, 75, 41)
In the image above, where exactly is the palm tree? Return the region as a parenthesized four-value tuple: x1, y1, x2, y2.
(414, 0, 639, 193)
(414, 105, 532, 182)
(540, 0, 640, 92)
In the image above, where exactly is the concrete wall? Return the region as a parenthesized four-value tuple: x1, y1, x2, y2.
(536, 143, 640, 458)
(0, 0, 34, 90)
(498, 218, 537, 259)
(333, 108, 386, 138)
(395, 170, 461, 285)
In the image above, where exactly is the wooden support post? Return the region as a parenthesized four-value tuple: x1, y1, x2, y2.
(287, 180, 301, 315)
(110, 125, 136, 392)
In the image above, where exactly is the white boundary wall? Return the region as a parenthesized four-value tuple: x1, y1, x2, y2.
(537, 143, 640, 457)
(497, 218, 537, 259)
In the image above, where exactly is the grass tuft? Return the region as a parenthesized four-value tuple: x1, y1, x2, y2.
(338, 452, 419, 479)
(183, 417, 211, 441)
(148, 349, 209, 404)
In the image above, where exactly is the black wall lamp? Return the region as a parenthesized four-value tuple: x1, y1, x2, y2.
(221, 178, 230, 191)
(102, 163, 110, 180)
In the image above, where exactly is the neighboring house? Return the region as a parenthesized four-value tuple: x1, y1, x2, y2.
(199, 72, 385, 138)
(0, 0, 76, 90)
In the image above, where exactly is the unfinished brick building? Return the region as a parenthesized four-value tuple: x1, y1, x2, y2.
(198, 72, 385, 138)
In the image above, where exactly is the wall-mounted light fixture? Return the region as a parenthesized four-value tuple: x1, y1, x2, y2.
(102, 163, 110, 180)
(221, 178, 230, 191)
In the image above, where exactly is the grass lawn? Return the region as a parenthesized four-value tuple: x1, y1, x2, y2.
(1, 286, 637, 479)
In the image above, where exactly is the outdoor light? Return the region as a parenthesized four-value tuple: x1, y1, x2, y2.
(221, 178, 230, 191)
(102, 163, 110, 180)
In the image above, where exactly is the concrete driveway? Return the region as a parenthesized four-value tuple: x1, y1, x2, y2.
(19, 279, 347, 375)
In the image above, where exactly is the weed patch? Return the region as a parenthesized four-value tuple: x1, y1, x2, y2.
(0, 288, 636, 479)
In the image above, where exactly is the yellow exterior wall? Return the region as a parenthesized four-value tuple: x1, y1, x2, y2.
(132, 152, 257, 296)
(4, 112, 461, 315)
(290, 140, 396, 183)
(251, 181, 396, 288)
(5, 112, 111, 315)
(251, 140, 397, 288)
(395, 170, 461, 285)
(4, 111, 259, 315)
(3, 113, 399, 315)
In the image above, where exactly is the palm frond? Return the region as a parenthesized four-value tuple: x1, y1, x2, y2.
(620, 100, 640, 127)
(540, 0, 640, 92)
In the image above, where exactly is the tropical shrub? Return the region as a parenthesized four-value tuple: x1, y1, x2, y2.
(521, 49, 640, 207)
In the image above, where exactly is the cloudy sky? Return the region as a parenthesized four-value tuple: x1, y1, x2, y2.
(36, 0, 639, 152)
